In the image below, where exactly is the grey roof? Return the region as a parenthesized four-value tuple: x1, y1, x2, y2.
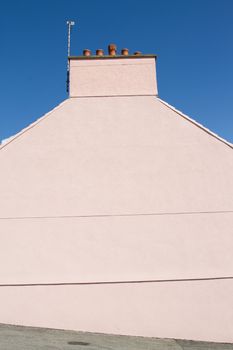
(0, 324, 233, 350)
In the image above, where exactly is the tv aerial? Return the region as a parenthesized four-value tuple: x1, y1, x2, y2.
(66, 20, 75, 93)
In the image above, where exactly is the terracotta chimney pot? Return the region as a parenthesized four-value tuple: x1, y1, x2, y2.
(83, 49, 91, 57)
(96, 49, 104, 56)
(108, 43, 117, 56)
(134, 51, 142, 56)
(121, 48, 129, 56)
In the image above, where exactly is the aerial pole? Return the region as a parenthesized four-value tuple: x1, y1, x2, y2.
(66, 20, 75, 94)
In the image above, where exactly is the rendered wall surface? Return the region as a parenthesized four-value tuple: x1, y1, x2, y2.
(0, 280, 233, 343)
(0, 213, 233, 285)
(69, 57, 157, 97)
(0, 60, 233, 342)
(0, 97, 232, 218)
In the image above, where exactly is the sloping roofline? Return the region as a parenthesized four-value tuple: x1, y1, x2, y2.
(157, 97, 233, 150)
(0, 99, 69, 151)
(0, 97, 232, 151)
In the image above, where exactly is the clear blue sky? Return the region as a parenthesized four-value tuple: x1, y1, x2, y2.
(1, 0, 233, 143)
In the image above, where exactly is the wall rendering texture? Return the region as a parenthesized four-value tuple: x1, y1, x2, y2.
(0, 56, 233, 342)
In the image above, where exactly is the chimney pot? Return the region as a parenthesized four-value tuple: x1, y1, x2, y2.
(96, 49, 104, 56)
(108, 43, 117, 56)
(134, 51, 142, 56)
(83, 49, 91, 56)
(121, 48, 129, 56)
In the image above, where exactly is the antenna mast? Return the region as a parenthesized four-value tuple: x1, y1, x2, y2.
(66, 20, 75, 93)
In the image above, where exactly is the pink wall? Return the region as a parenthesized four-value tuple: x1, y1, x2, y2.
(0, 213, 233, 285)
(0, 56, 233, 342)
(0, 97, 232, 218)
(0, 280, 233, 343)
(69, 57, 157, 97)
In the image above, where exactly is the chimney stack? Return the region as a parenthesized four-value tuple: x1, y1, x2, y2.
(69, 44, 157, 97)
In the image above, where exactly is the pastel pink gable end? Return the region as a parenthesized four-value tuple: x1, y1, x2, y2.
(0, 45, 233, 343)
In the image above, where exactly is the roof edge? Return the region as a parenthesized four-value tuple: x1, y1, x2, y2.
(0, 99, 69, 152)
(157, 97, 233, 150)
(68, 54, 157, 60)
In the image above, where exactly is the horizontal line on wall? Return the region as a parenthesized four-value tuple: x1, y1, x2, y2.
(0, 276, 233, 287)
(0, 210, 233, 221)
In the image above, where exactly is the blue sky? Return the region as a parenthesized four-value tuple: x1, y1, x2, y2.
(0, 0, 233, 143)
